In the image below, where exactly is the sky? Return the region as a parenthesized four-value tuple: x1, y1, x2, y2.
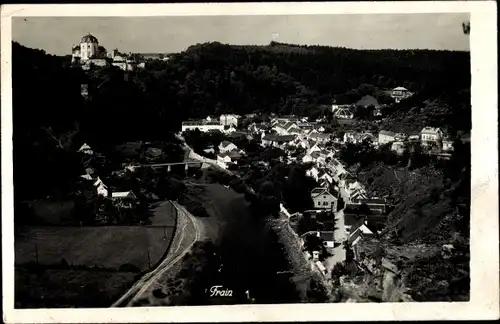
(12, 14, 470, 56)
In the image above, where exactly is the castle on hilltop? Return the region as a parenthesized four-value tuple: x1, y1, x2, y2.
(71, 33, 148, 71)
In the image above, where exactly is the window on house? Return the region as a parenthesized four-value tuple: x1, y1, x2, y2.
(317, 201, 321, 206)
(323, 201, 328, 206)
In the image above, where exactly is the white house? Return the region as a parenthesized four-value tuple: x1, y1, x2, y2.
(307, 144, 322, 155)
(309, 132, 331, 144)
(203, 147, 216, 154)
(303, 151, 321, 164)
(391, 141, 406, 155)
(311, 187, 338, 211)
(378, 130, 396, 145)
(328, 159, 349, 182)
(217, 154, 232, 169)
(261, 134, 296, 148)
(343, 131, 360, 144)
(332, 105, 354, 119)
(93, 177, 109, 197)
(317, 231, 335, 248)
(319, 171, 334, 186)
(339, 179, 367, 203)
(182, 120, 225, 132)
(391, 86, 414, 103)
(220, 114, 240, 127)
(420, 127, 443, 147)
(218, 141, 238, 153)
(273, 121, 300, 135)
(80, 174, 93, 181)
(216, 151, 241, 169)
(111, 191, 137, 200)
(306, 166, 321, 180)
(442, 138, 454, 151)
(78, 143, 94, 155)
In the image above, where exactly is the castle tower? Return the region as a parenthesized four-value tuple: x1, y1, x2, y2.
(80, 33, 99, 60)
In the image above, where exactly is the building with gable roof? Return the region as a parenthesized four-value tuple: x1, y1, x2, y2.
(218, 141, 238, 153)
(391, 86, 414, 103)
(311, 187, 338, 211)
(420, 127, 443, 147)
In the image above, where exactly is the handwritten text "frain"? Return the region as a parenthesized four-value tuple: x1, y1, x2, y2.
(208, 286, 233, 297)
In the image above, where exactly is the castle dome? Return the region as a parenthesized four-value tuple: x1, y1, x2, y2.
(81, 33, 98, 44)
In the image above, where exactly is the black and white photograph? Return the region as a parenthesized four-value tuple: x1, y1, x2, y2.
(1, 2, 498, 323)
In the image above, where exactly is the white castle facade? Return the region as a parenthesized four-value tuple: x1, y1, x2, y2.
(71, 33, 147, 71)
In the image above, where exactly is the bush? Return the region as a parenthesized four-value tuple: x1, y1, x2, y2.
(152, 288, 168, 299)
(119, 263, 141, 273)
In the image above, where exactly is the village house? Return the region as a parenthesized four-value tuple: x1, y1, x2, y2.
(348, 218, 375, 240)
(318, 170, 334, 187)
(80, 174, 93, 181)
(391, 86, 414, 103)
(78, 143, 94, 155)
(111, 190, 138, 208)
(294, 137, 310, 149)
(261, 134, 297, 149)
(339, 179, 367, 203)
(349, 197, 387, 214)
(394, 133, 408, 142)
(219, 114, 240, 127)
(317, 231, 335, 248)
(218, 140, 238, 153)
(306, 166, 321, 181)
(391, 141, 406, 155)
(203, 147, 215, 154)
(309, 132, 332, 144)
(442, 137, 454, 151)
(272, 115, 299, 123)
(408, 134, 420, 142)
(303, 151, 321, 164)
(307, 143, 322, 155)
(378, 130, 396, 145)
(216, 151, 241, 169)
(273, 120, 301, 135)
(181, 120, 225, 133)
(332, 104, 354, 119)
(328, 158, 349, 182)
(342, 131, 358, 144)
(297, 122, 315, 133)
(311, 187, 338, 211)
(94, 179, 111, 197)
(420, 127, 443, 147)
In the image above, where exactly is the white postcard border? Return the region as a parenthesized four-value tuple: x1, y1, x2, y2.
(1, 2, 498, 323)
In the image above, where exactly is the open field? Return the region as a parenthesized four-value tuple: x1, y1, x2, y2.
(15, 226, 175, 270)
(15, 267, 137, 308)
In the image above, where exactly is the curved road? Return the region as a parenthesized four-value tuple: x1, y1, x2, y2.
(111, 201, 201, 307)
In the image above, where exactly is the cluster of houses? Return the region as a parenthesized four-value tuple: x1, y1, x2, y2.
(215, 140, 245, 169)
(377, 126, 454, 157)
(331, 87, 415, 120)
(76, 143, 140, 219)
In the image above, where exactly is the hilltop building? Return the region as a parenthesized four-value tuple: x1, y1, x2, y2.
(71, 33, 149, 71)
